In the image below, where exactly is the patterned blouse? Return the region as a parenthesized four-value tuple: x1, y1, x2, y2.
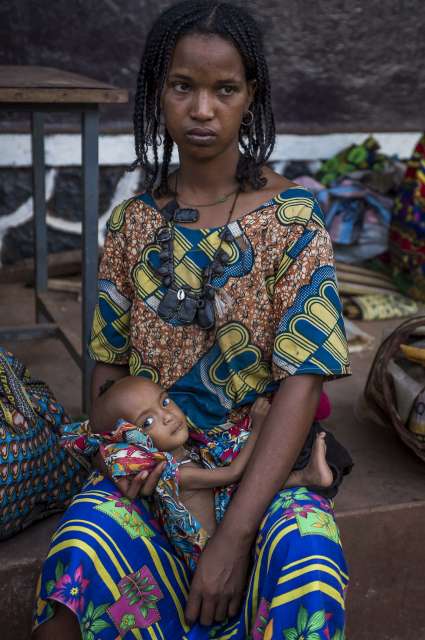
(89, 186, 350, 431)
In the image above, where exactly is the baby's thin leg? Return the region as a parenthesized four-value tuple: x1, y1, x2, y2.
(284, 433, 333, 489)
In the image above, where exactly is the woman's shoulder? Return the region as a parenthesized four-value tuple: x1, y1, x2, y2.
(249, 169, 325, 230)
(106, 191, 159, 233)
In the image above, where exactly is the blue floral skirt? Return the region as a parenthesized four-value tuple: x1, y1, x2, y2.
(33, 472, 348, 639)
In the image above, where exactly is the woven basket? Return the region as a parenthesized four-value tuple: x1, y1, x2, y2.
(364, 315, 425, 462)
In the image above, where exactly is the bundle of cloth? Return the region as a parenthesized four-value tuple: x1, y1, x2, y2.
(290, 135, 424, 323)
(0, 348, 86, 539)
(389, 134, 425, 302)
(60, 415, 252, 571)
(295, 136, 404, 264)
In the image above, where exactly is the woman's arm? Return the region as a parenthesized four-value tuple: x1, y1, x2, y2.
(185, 374, 323, 626)
(219, 375, 322, 539)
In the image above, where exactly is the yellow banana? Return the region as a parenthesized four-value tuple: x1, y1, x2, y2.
(400, 343, 425, 364)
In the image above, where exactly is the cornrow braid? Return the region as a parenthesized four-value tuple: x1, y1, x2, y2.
(129, 0, 276, 195)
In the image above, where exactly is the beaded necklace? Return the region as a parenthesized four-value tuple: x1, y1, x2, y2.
(156, 189, 239, 329)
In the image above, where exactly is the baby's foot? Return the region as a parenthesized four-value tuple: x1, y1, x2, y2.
(302, 433, 333, 488)
(250, 397, 271, 431)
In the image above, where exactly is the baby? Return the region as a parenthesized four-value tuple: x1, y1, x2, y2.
(88, 376, 334, 568)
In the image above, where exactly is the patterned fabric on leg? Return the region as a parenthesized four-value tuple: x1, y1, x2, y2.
(245, 488, 348, 640)
(34, 480, 348, 639)
(33, 472, 194, 640)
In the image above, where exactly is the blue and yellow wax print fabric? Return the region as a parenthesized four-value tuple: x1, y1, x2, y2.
(34, 187, 351, 637)
(89, 187, 350, 431)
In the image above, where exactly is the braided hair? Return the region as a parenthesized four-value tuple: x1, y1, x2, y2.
(130, 1, 275, 195)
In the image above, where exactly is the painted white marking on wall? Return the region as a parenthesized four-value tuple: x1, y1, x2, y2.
(0, 169, 57, 266)
(0, 167, 143, 261)
(97, 167, 142, 246)
(272, 132, 422, 162)
(0, 132, 421, 167)
(0, 130, 420, 261)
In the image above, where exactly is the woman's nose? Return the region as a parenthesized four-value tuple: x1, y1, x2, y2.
(190, 90, 214, 121)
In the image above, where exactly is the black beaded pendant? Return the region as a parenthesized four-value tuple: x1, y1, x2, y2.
(161, 200, 200, 223)
(156, 198, 235, 330)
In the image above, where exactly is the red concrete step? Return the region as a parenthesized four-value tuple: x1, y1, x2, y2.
(339, 502, 425, 638)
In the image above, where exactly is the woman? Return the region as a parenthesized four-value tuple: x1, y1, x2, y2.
(33, 2, 351, 638)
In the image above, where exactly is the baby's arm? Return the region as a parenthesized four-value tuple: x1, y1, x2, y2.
(179, 397, 270, 490)
(179, 464, 242, 490)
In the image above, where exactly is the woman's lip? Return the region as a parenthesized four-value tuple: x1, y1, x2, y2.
(185, 131, 217, 146)
(187, 128, 216, 136)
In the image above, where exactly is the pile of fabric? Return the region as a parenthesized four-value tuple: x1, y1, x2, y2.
(286, 133, 425, 333)
(287, 135, 425, 457)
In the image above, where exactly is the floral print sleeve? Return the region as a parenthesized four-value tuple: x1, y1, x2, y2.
(271, 195, 350, 380)
(88, 199, 135, 365)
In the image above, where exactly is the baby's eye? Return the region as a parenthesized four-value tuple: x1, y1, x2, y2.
(142, 416, 154, 429)
(162, 397, 170, 408)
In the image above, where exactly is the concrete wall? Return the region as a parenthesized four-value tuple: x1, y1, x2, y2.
(1, 0, 424, 133)
(1, 0, 424, 264)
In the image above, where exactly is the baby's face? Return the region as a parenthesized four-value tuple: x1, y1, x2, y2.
(120, 379, 188, 452)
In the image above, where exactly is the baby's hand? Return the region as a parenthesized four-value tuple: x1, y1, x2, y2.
(250, 397, 271, 432)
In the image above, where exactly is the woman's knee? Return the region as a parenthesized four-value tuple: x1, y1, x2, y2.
(32, 603, 81, 640)
(267, 517, 340, 568)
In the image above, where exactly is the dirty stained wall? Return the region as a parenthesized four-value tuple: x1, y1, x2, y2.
(0, 0, 423, 264)
(1, 0, 424, 132)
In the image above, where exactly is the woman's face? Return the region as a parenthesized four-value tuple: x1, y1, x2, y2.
(161, 33, 255, 161)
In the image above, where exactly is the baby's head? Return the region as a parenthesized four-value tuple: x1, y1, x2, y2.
(91, 376, 188, 452)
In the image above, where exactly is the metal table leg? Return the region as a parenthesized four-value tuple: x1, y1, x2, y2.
(81, 107, 99, 412)
(31, 112, 48, 322)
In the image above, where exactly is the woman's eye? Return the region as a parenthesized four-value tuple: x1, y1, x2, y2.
(142, 416, 154, 429)
(162, 397, 170, 407)
(173, 82, 191, 93)
(218, 86, 236, 96)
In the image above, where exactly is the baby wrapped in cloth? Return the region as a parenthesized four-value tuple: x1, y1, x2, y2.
(60, 377, 352, 571)
(61, 411, 253, 571)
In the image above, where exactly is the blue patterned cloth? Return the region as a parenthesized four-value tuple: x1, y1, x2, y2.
(34, 473, 348, 639)
(0, 348, 86, 539)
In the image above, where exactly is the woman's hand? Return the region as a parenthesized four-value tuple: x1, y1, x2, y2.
(185, 529, 251, 626)
(115, 463, 166, 500)
(93, 451, 165, 500)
